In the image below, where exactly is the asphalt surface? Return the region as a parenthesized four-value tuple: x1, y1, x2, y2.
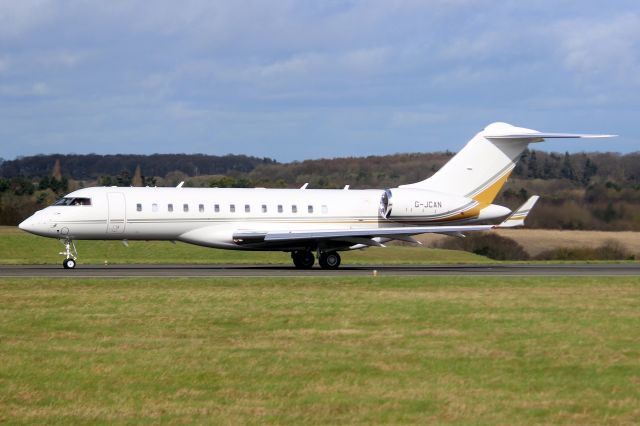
(1, 263, 639, 278)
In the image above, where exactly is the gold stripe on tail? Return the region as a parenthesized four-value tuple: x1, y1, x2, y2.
(469, 167, 514, 206)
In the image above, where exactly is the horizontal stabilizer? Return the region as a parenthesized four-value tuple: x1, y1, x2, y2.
(498, 196, 539, 228)
(485, 132, 616, 140)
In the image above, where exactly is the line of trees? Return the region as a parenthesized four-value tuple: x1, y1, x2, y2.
(1, 150, 639, 230)
(0, 154, 276, 179)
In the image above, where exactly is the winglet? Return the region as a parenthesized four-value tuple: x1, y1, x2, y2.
(498, 196, 539, 228)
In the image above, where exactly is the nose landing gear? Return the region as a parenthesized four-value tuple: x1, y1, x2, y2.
(59, 239, 78, 269)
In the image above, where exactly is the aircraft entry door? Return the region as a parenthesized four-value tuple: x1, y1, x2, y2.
(107, 192, 126, 234)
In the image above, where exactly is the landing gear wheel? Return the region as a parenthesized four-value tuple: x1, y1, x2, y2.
(59, 239, 78, 269)
(291, 250, 315, 269)
(319, 252, 341, 269)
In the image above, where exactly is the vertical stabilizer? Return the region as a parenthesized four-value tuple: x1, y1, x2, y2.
(400, 122, 614, 206)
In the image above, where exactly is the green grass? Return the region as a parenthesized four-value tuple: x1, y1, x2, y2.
(0, 227, 490, 265)
(1, 276, 639, 424)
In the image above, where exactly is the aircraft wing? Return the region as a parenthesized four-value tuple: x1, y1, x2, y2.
(233, 223, 495, 244)
(233, 196, 539, 245)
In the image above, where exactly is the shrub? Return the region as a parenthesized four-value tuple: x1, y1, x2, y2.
(535, 240, 634, 261)
(434, 233, 530, 261)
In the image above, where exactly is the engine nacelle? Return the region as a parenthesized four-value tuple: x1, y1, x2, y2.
(379, 188, 477, 220)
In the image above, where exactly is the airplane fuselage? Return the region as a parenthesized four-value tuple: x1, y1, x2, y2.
(19, 186, 509, 250)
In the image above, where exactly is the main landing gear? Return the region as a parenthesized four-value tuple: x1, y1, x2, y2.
(291, 250, 315, 269)
(59, 238, 78, 269)
(319, 251, 341, 269)
(291, 250, 341, 269)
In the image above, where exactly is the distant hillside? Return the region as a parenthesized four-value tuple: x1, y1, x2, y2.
(1, 150, 640, 230)
(244, 151, 640, 189)
(3, 150, 639, 188)
(0, 154, 276, 179)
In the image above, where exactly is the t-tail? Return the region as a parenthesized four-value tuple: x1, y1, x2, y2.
(400, 122, 615, 206)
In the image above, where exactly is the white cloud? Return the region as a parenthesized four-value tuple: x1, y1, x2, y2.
(166, 102, 210, 120)
(0, 82, 50, 97)
(0, 82, 51, 98)
(391, 111, 449, 127)
(46, 51, 82, 68)
(440, 31, 508, 60)
(31, 82, 50, 96)
(256, 53, 321, 78)
(251, 46, 391, 81)
(551, 13, 640, 85)
(342, 47, 390, 71)
(0, 56, 8, 72)
(0, 0, 55, 38)
(430, 66, 497, 87)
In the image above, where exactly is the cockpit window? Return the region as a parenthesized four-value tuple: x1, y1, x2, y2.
(53, 197, 92, 206)
(53, 198, 69, 206)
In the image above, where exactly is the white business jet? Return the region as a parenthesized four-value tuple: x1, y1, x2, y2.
(19, 122, 614, 269)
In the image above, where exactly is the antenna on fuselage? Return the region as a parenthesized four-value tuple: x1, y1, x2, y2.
(176, 181, 184, 188)
(300, 183, 308, 189)
(343, 185, 350, 190)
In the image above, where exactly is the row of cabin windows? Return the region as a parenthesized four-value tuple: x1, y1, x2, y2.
(136, 203, 328, 214)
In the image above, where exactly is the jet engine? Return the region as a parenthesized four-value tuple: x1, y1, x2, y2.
(379, 188, 478, 220)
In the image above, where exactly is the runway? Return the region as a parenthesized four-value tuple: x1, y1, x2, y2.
(1, 263, 639, 278)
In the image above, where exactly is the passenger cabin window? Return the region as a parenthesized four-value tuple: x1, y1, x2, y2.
(292, 205, 297, 213)
(199, 204, 204, 213)
(183, 204, 189, 212)
(262, 204, 267, 213)
(214, 204, 220, 213)
(308, 205, 314, 214)
(168, 204, 173, 212)
(54, 197, 92, 206)
(152, 203, 158, 212)
(321, 205, 328, 214)
(277, 205, 283, 213)
(230, 204, 236, 213)
(245, 204, 250, 213)
(136, 203, 142, 212)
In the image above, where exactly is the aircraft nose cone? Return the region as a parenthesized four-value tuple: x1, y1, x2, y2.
(18, 211, 57, 237)
(18, 218, 30, 231)
(18, 216, 40, 235)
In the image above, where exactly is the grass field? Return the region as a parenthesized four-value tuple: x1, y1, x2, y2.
(1, 276, 639, 424)
(0, 226, 490, 265)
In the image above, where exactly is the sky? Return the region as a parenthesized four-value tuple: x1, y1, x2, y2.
(0, 0, 638, 162)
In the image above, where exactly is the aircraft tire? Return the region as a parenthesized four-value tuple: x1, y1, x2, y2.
(63, 258, 76, 269)
(292, 250, 314, 268)
(319, 252, 341, 269)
